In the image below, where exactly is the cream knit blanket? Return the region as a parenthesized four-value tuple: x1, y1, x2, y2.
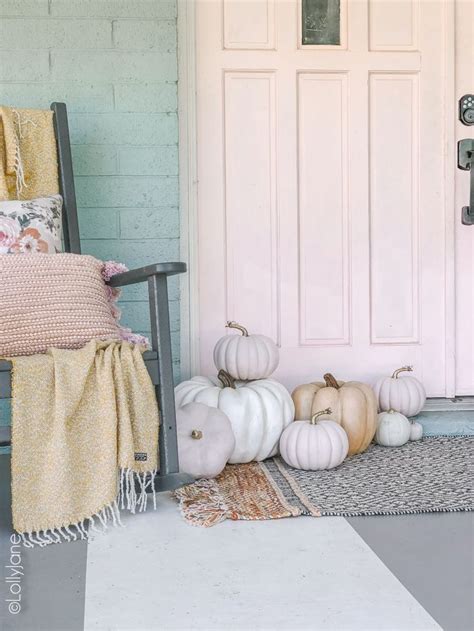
(9, 340, 159, 546)
(0, 105, 59, 200)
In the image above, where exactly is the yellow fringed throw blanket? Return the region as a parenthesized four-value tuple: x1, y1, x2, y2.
(0, 105, 59, 200)
(10, 340, 159, 546)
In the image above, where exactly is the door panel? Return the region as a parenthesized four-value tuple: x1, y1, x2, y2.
(298, 72, 349, 345)
(196, 0, 450, 395)
(224, 72, 279, 341)
(369, 73, 420, 344)
(368, 0, 419, 51)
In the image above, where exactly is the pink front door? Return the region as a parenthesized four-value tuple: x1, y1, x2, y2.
(194, 0, 471, 397)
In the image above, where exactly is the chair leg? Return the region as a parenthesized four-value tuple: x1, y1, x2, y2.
(148, 274, 192, 491)
(151, 471, 195, 493)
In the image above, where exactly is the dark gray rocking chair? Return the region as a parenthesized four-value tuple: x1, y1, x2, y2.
(0, 102, 193, 493)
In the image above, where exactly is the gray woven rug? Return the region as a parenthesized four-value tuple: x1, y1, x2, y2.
(175, 436, 474, 526)
(263, 436, 474, 517)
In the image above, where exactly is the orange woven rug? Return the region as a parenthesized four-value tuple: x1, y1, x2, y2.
(174, 437, 474, 527)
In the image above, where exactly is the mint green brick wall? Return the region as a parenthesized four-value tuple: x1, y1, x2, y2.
(0, 0, 180, 448)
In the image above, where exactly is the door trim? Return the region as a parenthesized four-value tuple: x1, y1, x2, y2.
(178, 0, 200, 379)
(443, 0, 456, 397)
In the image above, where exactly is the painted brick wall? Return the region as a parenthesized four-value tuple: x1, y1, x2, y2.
(0, 0, 180, 446)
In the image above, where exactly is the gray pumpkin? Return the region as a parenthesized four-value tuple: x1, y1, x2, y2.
(177, 402, 235, 479)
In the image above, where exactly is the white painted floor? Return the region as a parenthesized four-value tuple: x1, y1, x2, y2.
(84, 494, 440, 631)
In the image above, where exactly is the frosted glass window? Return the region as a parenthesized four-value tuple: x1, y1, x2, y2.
(302, 0, 341, 45)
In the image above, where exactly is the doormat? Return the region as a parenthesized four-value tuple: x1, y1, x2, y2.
(174, 436, 474, 527)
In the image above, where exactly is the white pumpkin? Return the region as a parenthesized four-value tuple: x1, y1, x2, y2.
(375, 409, 411, 447)
(409, 420, 423, 441)
(374, 366, 426, 417)
(280, 408, 349, 471)
(177, 402, 235, 479)
(213, 321, 279, 380)
(175, 370, 294, 464)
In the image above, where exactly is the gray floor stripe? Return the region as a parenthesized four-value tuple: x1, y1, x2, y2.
(347, 513, 474, 631)
(0, 455, 87, 631)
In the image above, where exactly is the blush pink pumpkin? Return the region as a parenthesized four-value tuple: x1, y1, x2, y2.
(177, 402, 235, 479)
(280, 408, 349, 471)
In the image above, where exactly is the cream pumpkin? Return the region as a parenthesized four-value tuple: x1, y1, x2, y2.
(292, 373, 377, 455)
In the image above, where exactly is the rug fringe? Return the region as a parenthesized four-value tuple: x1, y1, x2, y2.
(174, 478, 230, 527)
(17, 468, 157, 547)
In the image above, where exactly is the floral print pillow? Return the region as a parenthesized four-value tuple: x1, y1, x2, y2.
(0, 195, 62, 254)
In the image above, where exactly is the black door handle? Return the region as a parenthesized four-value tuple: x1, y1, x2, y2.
(458, 139, 474, 225)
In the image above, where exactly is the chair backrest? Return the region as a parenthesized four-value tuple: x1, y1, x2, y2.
(50, 102, 81, 254)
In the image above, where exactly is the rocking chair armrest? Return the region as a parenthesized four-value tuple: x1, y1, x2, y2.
(106, 262, 187, 287)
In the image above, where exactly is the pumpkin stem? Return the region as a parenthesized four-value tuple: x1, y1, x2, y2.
(310, 408, 332, 424)
(191, 429, 203, 440)
(217, 369, 236, 389)
(391, 366, 413, 379)
(323, 373, 340, 389)
(225, 321, 249, 337)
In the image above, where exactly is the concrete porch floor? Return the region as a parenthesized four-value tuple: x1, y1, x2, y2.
(0, 455, 473, 631)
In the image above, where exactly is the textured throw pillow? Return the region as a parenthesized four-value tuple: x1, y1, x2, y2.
(0, 254, 121, 357)
(0, 194, 62, 254)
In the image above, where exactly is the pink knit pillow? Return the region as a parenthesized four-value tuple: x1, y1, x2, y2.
(0, 253, 121, 357)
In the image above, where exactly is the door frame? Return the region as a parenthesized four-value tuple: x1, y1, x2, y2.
(178, 0, 200, 379)
(178, 0, 459, 397)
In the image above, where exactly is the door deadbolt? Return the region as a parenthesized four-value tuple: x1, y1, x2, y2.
(459, 95, 474, 126)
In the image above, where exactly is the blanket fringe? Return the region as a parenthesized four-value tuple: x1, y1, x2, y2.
(174, 478, 230, 528)
(17, 468, 158, 547)
(12, 109, 37, 196)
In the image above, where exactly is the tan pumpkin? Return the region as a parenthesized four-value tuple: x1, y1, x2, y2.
(292, 373, 377, 455)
